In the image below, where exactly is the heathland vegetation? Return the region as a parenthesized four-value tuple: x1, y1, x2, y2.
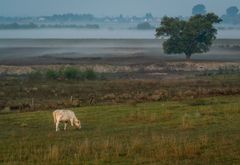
(0, 67, 239, 112)
(29, 67, 100, 81)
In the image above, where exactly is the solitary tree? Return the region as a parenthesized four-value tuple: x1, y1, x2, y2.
(226, 6, 239, 17)
(192, 4, 206, 15)
(155, 13, 222, 60)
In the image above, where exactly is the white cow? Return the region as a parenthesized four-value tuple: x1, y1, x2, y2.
(53, 109, 81, 131)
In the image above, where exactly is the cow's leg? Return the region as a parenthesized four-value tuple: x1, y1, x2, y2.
(56, 121, 60, 132)
(70, 119, 74, 127)
(64, 122, 67, 131)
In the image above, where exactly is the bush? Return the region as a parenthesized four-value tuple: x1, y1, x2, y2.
(63, 67, 81, 80)
(46, 70, 59, 79)
(217, 66, 240, 75)
(27, 67, 100, 80)
(84, 69, 97, 80)
(28, 71, 43, 80)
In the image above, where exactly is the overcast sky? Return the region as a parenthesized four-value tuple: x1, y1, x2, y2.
(0, 0, 240, 17)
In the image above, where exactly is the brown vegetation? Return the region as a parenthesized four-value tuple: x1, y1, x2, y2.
(0, 73, 239, 112)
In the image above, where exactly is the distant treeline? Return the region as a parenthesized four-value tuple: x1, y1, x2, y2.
(222, 14, 240, 25)
(0, 23, 100, 29)
(192, 4, 240, 25)
(136, 22, 155, 30)
(221, 6, 240, 25)
(0, 13, 155, 24)
(0, 23, 38, 29)
(44, 14, 95, 22)
(0, 22, 157, 30)
(1, 5, 240, 28)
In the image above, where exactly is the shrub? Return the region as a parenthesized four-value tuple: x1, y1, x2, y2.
(84, 69, 97, 80)
(63, 67, 81, 80)
(46, 70, 59, 80)
(27, 67, 99, 80)
(28, 71, 43, 80)
(217, 66, 240, 75)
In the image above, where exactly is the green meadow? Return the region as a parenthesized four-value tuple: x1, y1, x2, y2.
(0, 96, 239, 164)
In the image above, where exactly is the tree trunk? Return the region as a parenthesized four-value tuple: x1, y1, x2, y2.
(186, 54, 191, 61)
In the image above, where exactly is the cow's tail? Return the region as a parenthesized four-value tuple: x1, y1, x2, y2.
(53, 111, 57, 124)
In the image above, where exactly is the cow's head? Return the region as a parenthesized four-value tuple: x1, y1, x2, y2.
(74, 119, 81, 129)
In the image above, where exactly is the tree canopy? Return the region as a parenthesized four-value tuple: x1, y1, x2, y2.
(155, 13, 222, 60)
(192, 4, 206, 15)
(226, 6, 239, 17)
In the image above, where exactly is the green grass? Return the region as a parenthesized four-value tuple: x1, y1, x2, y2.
(0, 96, 240, 164)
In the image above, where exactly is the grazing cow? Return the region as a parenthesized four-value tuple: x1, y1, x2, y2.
(53, 109, 81, 131)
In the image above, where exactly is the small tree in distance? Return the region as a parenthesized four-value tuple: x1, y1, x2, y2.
(155, 13, 222, 60)
(226, 6, 239, 17)
(192, 4, 206, 15)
